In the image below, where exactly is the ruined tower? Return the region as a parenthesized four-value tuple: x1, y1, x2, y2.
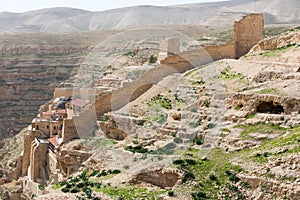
(158, 38, 180, 63)
(234, 13, 264, 58)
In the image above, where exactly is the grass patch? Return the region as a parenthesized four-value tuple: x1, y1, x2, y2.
(262, 126, 300, 148)
(214, 67, 246, 84)
(177, 148, 244, 199)
(234, 123, 287, 137)
(96, 185, 166, 199)
(245, 113, 256, 119)
(221, 128, 231, 133)
(259, 88, 280, 95)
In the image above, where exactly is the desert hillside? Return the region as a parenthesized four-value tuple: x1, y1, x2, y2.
(0, 15, 299, 199)
(0, 0, 299, 32)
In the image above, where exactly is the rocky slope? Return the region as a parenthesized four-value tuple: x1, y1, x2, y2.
(7, 29, 297, 200)
(0, 0, 299, 32)
(1, 28, 299, 199)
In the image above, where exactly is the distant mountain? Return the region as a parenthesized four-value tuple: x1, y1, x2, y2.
(0, 0, 299, 32)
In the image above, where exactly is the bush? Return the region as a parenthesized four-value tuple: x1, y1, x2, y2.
(149, 55, 157, 64)
(183, 171, 195, 182)
(225, 170, 232, 176)
(193, 138, 203, 145)
(90, 170, 99, 177)
(125, 145, 148, 154)
(61, 187, 70, 193)
(168, 190, 174, 196)
(76, 182, 84, 188)
(173, 159, 185, 165)
(94, 182, 102, 188)
(185, 159, 197, 165)
(100, 170, 108, 176)
(209, 174, 218, 181)
(229, 173, 240, 183)
(70, 188, 79, 193)
(38, 184, 45, 191)
(191, 191, 207, 199)
(112, 169, 121, 174)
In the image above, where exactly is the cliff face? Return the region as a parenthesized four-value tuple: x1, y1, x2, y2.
(0, 45, 90, 139)
(0, 30, 120, 139)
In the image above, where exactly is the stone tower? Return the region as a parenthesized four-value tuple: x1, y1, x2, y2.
(234, 13, 264, 58)
(158, 38, 180, 63)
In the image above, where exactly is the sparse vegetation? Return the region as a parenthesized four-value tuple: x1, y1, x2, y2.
(214, 67, 246, 83)
(149, 55, 158, 64)
(125, 145, 148, 154)
(193, 138, 204, 145)
(176, 148, 244, 199)
(54, 169, 123, 199)
(38, 184, 45, 191)
(259, 88, 280, 95)
(148, 94, 172, 110)
(221, 128, 231, 133)
(234, 123, 287, 137)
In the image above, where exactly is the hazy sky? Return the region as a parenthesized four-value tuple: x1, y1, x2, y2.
(0, 0, 229, 13)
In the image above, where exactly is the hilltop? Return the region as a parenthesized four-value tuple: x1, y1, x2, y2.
(0, 0, 299, 32)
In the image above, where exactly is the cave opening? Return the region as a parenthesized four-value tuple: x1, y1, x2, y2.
(256, 101, 284, 114)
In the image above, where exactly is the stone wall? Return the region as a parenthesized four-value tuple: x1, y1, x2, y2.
(234, 13, 264, 58)
(48, 150, 57, 175)
(205, 42, 236, 60)
(62, 119, 78, 142)
(21, 130, 45, 177)
(54, 88, 74, 99)
(29, 139, 49, 183)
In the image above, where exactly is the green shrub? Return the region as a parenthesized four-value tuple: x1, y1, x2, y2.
(229, 173, 240, 183)
(185, 159, 197, 165)
(193, 138, 204, 145)
(70, 188, 79, 193)
(61, 187, 70, 193)
(112, 169, 121, 174)
(209, 174, 218, 181)
(38, 184, 45, 191)
(168, 190, 174, 196)
(125, 145, 148, 154)
(173, 159, 185, 165)
(183, 171, 195, 182)
(148, 94, 172, 110)
(90, 170, 99, 177)
(225, 170, 232, 176)
(191, 191, 207, 199)
(149, 55, 157, 64)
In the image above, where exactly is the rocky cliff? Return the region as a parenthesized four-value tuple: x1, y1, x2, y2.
(0, 31, 119, 139)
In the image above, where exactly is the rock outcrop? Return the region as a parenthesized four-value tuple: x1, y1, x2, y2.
(129, 167, 183, 188)
(249, 30, 300, 53)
